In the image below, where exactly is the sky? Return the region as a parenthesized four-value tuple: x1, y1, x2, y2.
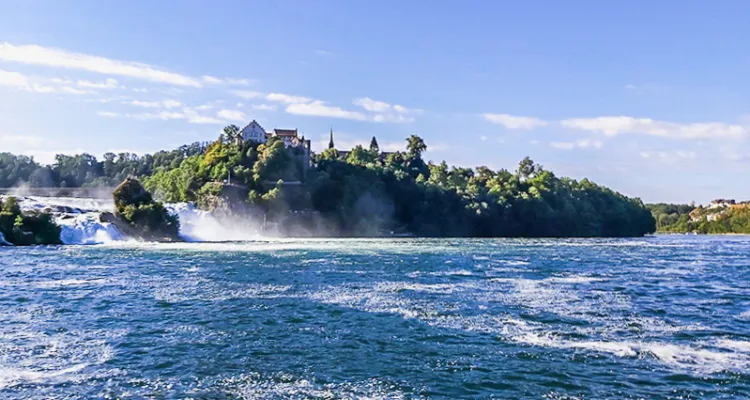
(0, 0, 749, 204)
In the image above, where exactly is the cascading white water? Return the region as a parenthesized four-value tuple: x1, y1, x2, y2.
(2, 196, 263, 245)
(12, 196, 124, 245)
(166, 202, 263, 242)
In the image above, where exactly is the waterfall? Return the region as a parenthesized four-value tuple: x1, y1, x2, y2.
(2, 196, 262, 245)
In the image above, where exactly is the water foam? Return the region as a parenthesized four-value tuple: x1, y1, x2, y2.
(167, 202, 263, 242)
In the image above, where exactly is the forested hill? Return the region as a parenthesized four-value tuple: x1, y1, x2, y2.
(0, 127, 655, 237)
(647, 202, 750, 234)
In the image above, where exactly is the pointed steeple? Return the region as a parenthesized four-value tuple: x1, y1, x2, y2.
(328, 127, 335, 149)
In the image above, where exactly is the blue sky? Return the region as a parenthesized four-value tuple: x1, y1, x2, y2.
(1, 0, 749, 203)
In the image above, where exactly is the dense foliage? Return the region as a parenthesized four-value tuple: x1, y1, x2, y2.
(0, 197, 61, 245)
(648, 203, 750, 234)
(1, 127, 656, 237)
(646, 203, 694, 232)
(0, 142, 208, 188)
(111, 178, 180, 241)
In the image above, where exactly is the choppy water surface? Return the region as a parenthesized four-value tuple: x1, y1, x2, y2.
(1, 236, 749, 399)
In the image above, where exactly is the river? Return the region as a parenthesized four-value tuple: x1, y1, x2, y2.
(1, 234, 749, 398)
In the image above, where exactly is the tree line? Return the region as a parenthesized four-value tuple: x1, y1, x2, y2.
(0, 125, 656, 237)
(647, 203, 750, 234)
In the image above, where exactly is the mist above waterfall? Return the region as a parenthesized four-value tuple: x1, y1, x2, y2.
(4, 196, 266, 245)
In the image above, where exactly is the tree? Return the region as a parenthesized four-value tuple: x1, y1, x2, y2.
(516, 157, 541, 180)
(223, 125, 241, 145)
(369, 136, 380, 153)
(406, 135, 427, 158)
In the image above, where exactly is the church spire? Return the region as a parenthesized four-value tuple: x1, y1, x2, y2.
(328, 127, 334, 149)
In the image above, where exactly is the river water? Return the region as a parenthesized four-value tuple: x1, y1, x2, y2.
(1, 236, 749, 399)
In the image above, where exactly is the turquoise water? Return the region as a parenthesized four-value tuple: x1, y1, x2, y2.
(1, 236, 749, 399)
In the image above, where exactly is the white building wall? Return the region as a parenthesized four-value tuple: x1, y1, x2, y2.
(241, 121, 267, 143)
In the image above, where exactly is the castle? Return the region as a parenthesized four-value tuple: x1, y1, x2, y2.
(239, 120, 311, 151)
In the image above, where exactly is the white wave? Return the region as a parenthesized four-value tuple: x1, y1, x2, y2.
(0, 363, 88, 390)
(216, 373, 417, 400)
(494, 260, 530, 266)
(716, 339, 750, 352)
(740, 310, 750, 320)
(34, 278, 108, 288)
(543, 276, 606, 284)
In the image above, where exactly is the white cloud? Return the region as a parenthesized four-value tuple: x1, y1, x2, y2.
(130, 100, 161, 108)
(162, 99, 181, 109)
(217, 109, 247, 122)
(480, 135, 488, 141)
(549, 139, 603, 150)
(0, 69, 29, 88)
(267, 92, 313, 104)
(232, 90, 263, 99)
(483, 113, 548, 130)
(97, 111, 119, 118)
(132, 88, 148, 93)
(77, 78, 118, 89)
(202, 75, 222, 84)
(194, 104, 213, 111)
(314, 49, 333, 56)
(252, 104, 277, 111)
(0, 69, 93, 94)
(0, 42, 202, 87)
(354, 97, 392, 112)
(372, 114, 415, 123)
(353, 97, 421, 115)
(203, 75, 251, 85)
(561, 116, 748, 140)
(286, 101, 367, 121)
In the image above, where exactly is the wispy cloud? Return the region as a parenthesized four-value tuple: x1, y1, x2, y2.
(162, 99, 181, 109)
(353, 97, 421, 115)
(0, 42, 202, 87)
(314, 49, 333, 56)
(286, 101, 367, 121)
(252, 104, 277, 111)
(639, 150, 697, 161)
(561, 116, 748, 140)
(353, 97, 421, 123)
(129, 100, 161, 108)
(217, 109, 247, 122)
(0, 69, 29, 88)
(0, 69, 96, 94)
(202, 75, 252, 86)
(267, 93, 313, 104)
(77, 78, 118, 89)
(549, 139, 603, 150)
(483, 113, 548, 130)
(97, 111, 119, 118)
(232, 90, 263, 100)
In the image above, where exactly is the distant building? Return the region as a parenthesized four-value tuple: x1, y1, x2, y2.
(709, 199, 735, 209)
(239, 120, 267, 144)
(241, 120, 312, 172)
